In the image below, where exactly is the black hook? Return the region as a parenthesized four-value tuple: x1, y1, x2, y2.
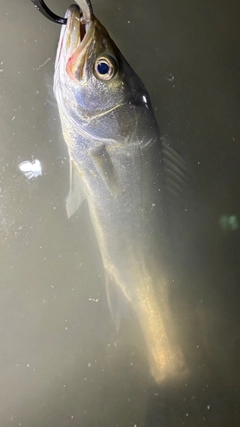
(31, 0, 67, 25)
(31, 1, 94, 25)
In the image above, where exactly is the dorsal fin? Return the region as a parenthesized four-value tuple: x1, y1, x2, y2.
(161, 135, 192, 205)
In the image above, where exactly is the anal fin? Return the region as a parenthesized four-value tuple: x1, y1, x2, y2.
(105, 269, 130, 332)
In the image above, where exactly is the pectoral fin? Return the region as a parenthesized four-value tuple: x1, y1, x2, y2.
(91, 145, 119, 197)
(66, 159, 86, 218)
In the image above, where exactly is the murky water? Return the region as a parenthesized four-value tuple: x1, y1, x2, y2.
(0, 0, 240, 425)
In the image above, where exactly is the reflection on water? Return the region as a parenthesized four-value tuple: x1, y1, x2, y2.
(0, 0, 240, 426)
(18, 158, 43, 180)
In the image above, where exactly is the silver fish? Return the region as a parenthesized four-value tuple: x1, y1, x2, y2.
(53, 0, 187, 383)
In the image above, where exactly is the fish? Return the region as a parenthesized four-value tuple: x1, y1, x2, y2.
(53, 0, 187, 383)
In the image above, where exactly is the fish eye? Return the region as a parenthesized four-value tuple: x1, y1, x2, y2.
(94, 57, 116, 80)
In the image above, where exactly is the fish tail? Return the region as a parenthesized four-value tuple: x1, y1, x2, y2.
(135, 274, 186, 384)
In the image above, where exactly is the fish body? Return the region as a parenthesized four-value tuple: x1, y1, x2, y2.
(53, 3, 185, 383)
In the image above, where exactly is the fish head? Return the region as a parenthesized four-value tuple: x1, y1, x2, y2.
(53, 4, 158, 141)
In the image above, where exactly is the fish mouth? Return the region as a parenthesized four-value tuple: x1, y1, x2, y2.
(55, 4, 94, 72)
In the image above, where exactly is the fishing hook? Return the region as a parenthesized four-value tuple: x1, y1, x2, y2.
(31, 0, 93, 24)
(31, 0, 67, 25)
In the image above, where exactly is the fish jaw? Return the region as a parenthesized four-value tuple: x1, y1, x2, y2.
(54, 4, 94, 90)
(54, 6, 78, 72)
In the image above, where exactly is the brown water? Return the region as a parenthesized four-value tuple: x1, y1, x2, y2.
(0, 0, 240, 425)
